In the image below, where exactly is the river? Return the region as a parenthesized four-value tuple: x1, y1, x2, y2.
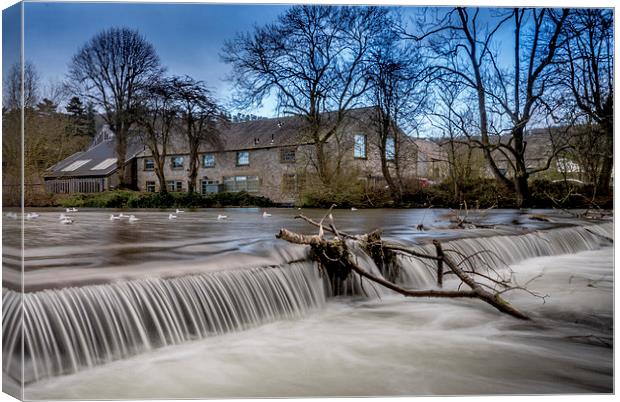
(2, 208, 613, 398)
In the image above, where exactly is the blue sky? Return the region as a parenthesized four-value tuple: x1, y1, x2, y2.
(16, 2, 289, 115)
(5, 2, 518, 117)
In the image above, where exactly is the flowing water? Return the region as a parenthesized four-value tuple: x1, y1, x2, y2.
(1, 208, 614, 398)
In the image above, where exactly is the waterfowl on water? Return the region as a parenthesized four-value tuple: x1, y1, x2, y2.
(26, 212, 40, 220)
(262, 211, 272, 217)
(176, 209, 185, 214)
(66, 207, 78, 213)
(110, 214, 121, 221)
(169, 214, 177, 220)
(217, 214, 228, 220)
(128, 215, 140, 223)
(60, 217, 74, 225)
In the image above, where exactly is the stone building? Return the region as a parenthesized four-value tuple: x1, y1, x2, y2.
(45, 107, 419, 204)
(137, 107, 418, 203)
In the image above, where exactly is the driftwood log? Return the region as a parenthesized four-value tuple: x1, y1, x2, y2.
(276, 211, 531, 320)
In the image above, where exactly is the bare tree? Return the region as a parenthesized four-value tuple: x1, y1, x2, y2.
(136, 78, 179, 193)
(173, 76, 226, 193)
(67, 27, 163, 188)
(412, 8, 569, 207)
(3, 61, 39, 110)
(222, 5, 389, 185)
(366, 25, 429, 203)
(559, 9, 613, 194)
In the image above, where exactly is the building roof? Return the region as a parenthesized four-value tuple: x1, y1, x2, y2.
(44, 136, 145, 178)
(142, 106, 381, 156)
(45, 106, 385, 177)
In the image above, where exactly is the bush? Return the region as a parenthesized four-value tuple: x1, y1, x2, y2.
(56, 190, 274, 209)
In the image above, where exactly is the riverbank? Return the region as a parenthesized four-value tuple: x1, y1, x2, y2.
(28, 178, 610, 210)
(54, 190, 274, 209)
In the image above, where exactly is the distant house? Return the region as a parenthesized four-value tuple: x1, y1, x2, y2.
(43, 129, 144, 193)
(45, 107, 418, 203)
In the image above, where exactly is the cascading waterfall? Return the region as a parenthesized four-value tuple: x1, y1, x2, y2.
(2, 222, 613, 385)
(3, 262, 325, 383)
(393, 223, 614, 289)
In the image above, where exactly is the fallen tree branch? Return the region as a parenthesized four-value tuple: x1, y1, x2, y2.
(276, 222, 531, 320)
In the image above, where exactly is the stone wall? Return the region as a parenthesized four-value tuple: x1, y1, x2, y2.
(136, 126, 418, 204)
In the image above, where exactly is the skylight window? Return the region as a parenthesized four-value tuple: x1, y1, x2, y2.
(61, 159, 92, 172)
(90, 158, 117, 171)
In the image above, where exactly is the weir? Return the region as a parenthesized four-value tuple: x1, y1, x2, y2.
(2, 222, 613, 384)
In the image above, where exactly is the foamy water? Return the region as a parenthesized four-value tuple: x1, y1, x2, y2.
(20, 246, 612, 398)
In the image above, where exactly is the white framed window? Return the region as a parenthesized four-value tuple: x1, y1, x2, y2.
(223, 175, 259, 192)
(354, 134, 367, 159)
(170, 156, 184, 169)
(146, 181, 156, 192)
(236, 151, 250, 166)
(386, 137, 395, 161)
(166, 180, 183, 192)
(144, 158, 155, 171)
(202, 153, 215, 168)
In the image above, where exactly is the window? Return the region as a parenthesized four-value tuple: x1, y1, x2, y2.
(144, 158, 155, 171)
(146, 181, 156, 192)
(386, 137, 395, 161)
(170, 156, 184, 169)
(201, 179, 219, 195)
(166, 180, 183, 192)
(280, 148, 296, 163)
(202, 154, 215, 168)
(354, 134, 367, 159)
(236, 151, 250, 166)
(91, 158, 117, 171)
(61, 159, 92, 172)
(223, 176, 260, 192)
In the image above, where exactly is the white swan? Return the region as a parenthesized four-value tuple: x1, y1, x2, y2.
(110, 214, 121, 221)
(5, 212, 18, 220)
(351, 207, 358, 211)
(262, 211, 272, 217)
(66, 207, 78, 213)
(119, 213, 129, 219)
(176, 209, 184, 214)
(217, 214, 228, 220)
(59, 213, 68, 220)
(26, 212, 39, 220)
(169, 213, 177, 220)
(128, 215, 140, 223)
(60, 217, 74, 225)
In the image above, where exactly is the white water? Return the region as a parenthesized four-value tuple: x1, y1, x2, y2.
(1, 212, 613, 398)
(22, 247, 612, 398)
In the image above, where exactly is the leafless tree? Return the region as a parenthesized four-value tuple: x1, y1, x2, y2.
(172, 76, 226, 193)
(222, 5, 390, 185)
(136, 78, 179, 193)
(3, 61, 39, 110)
(67, 27, 163, 188)
(410, 7, 569, 207)
(558, 9, 613, 194)
(366, 24, 429, 203)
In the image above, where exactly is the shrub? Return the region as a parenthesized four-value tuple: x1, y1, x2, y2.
(56, 190, 274, 209)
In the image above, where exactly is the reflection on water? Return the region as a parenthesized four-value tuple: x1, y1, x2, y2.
(4, 207, 587, 289)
